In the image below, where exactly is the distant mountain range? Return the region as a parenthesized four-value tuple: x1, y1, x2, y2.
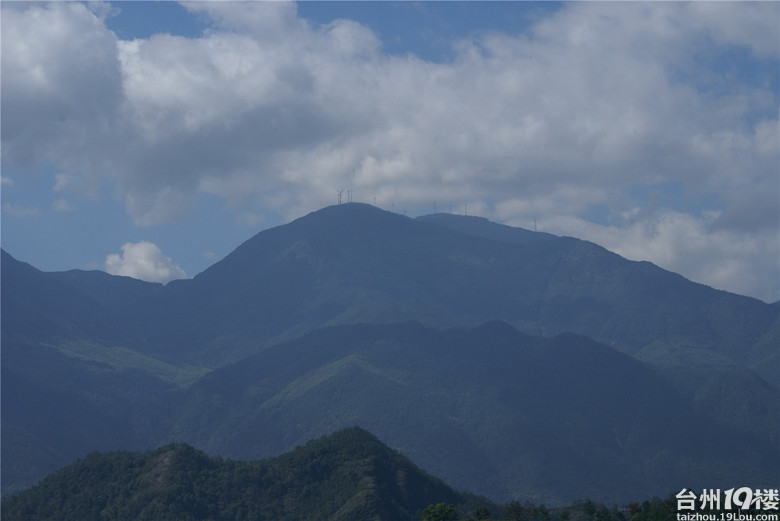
(2, 203, 778, 504)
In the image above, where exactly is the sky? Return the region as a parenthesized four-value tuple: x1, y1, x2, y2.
(1, 1, 778, 303)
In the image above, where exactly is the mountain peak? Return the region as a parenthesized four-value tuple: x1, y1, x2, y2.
(287, 203, 418, 236)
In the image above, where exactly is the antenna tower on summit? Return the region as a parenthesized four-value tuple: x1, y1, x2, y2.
(337, 189, 344, 205)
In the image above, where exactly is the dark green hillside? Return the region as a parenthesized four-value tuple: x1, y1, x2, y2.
(172, 322, 778, 505)
(1, 427, 490, 521)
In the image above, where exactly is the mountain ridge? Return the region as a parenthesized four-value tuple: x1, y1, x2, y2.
(2, 203, 778, 502)
(136, 204, 777, 377)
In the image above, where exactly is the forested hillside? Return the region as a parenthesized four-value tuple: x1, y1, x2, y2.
(1, 427, 491, 521)
(2, 428, 752, 521)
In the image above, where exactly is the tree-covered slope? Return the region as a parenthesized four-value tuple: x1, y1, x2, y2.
(171, 322, 779, 505)
(1, 427, 490, 521)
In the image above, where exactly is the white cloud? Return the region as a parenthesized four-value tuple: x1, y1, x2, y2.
(53, 173, 75, 192)
(183, 1, 305, 43)
(687, 2, 780, 59)
(2, 1, 778, 300)
(237, 211, 265, 228)
(105, 241, 187, 284)
(2, 203, 40, 217)
(51, 199, 75, 212)
(1, 2, 122, 177)
(1, 176, 13, 187)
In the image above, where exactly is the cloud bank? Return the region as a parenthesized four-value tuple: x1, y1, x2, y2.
(105, 241, 187, 284)
(2, 1, 778, 301)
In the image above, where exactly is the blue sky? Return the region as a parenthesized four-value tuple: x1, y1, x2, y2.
(2, 1, 778, 302)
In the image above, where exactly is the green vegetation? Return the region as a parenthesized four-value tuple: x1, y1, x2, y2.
(53, 340, 210, 386)
(422, 503, 460, 521)
(2, 427, 490, 521)
(4, 430, 754, 521)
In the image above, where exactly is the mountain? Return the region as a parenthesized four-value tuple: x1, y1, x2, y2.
(7, 204, 776, 376)
(4, 318, 776, 504)
(2, 203, 778, 503)
(417, 212, 779, 372)
(0, 252, 202, 496)
(0, 250, 143, 348)
(133, 204, 777, 378)
(1, 426, 493, 521)
(169, 321, 778, 505)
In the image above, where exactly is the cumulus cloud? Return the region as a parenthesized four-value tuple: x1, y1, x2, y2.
(105, 241, 187, 284)
(1, 2, 123, 178)
(2, 1, 778, 300)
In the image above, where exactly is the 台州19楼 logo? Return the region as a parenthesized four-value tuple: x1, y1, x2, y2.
(676, 488, 779, 521)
